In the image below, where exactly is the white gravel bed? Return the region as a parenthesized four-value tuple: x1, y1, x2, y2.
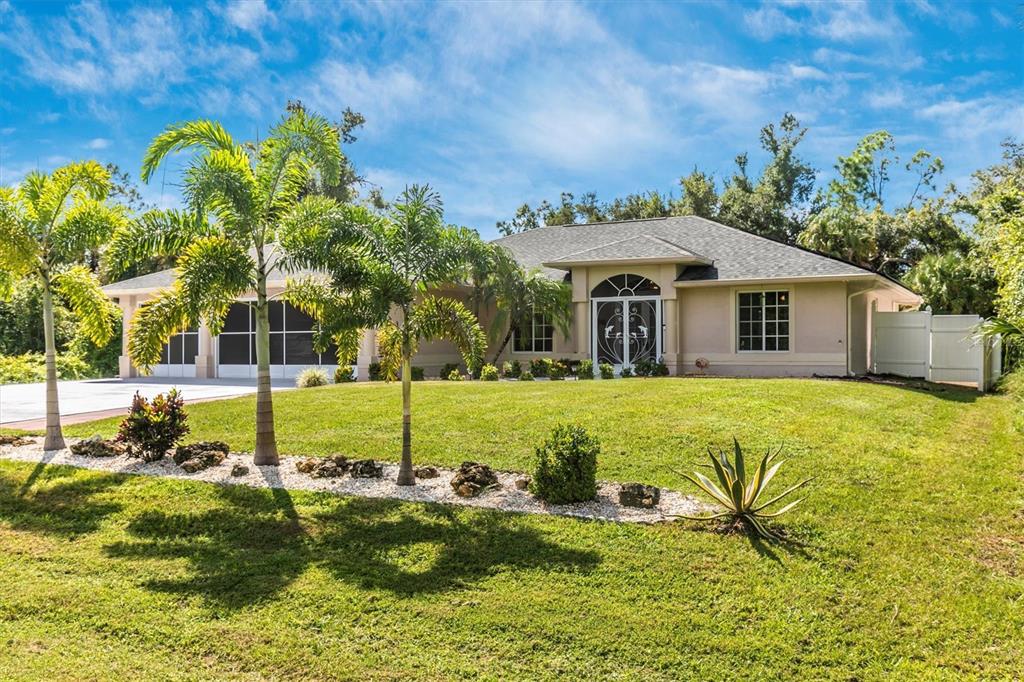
(0, 437, 710, 524)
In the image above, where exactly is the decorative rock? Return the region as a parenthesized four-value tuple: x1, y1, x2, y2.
(618, 482, 661, 509)
(230, 463, 249, 477)
(450, 461, 499, 497)
(414, 466, 440, 479)
(0, 434, 32, 447)
(515, 477, 531, 491)
(295, 456, 350, 478)
(349, 459, 384, 478)
(173, 441, 230, 465)
(69, 436, 122, 458)
(180, 450, 226, 473)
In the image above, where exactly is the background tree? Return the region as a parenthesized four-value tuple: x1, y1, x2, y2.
(673, 169, 719, 218)
(903, 252, 997, 316)
(106, 109, 344, 465)
(483, 246, 572, 363)
(0, 161, 124, 449)
(284, 185, 485, 486)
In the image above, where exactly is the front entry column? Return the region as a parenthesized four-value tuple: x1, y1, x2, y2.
(574, 301, 588, 357)
(356, 329, 377, 382)
(663, 301, 679, 376)
(194, 322, 216, 378)
(117, 296, 137, 379)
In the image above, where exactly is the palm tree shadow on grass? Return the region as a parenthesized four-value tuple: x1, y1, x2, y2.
(103, 484, 601, 610)
(0, 465, 125, 538)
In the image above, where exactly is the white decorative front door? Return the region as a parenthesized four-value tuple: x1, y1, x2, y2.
(592, 296, 661, 374)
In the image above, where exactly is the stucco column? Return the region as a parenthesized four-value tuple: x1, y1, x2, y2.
(117, 296, 137, 379)
(194, 321, 216, 378)
(574, 301, 588, 357)
(356, 328, 377, 382)
(663, 300, 679, 375)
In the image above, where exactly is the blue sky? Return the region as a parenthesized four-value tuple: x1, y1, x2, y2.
(0, 0, 1021, 238)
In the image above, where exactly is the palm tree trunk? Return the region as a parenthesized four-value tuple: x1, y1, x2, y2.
(252, 293, 279, 466)
(396, 353, 415, 485)
(41, 277, 65, 451)
(490, 327, 515, 365)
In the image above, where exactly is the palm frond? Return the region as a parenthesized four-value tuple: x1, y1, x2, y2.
(0, 186, 40, 279)
(411, 295, 486, 374)
(182, 147, 257, 240)
(128, 286, 191, 371)
(175, 236, 255, 335)
(104, 209, 215, 280)
(51, 265, 120, 345)
(33, 161, 111, 238)
(278, 195, 377, 278)
(375, 324, 406, 381)
(49, 199, 128, 262)
(141, 120, 238, 182)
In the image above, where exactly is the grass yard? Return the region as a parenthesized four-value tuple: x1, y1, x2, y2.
(2, 377, 1022, 679)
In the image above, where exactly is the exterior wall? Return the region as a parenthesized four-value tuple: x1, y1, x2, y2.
(677, 281, 850, 377)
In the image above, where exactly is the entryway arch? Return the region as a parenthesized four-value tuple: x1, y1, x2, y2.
(590, 274, 661, 374)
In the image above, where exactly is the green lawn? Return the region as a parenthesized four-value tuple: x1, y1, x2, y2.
(2, 378, 1022, 679)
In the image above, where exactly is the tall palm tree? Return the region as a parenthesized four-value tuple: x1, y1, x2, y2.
(484, 246, 572, 364)
(105, 110, 343, 465)
(283, 185, 485, 485)
(0, 161, 125, 449)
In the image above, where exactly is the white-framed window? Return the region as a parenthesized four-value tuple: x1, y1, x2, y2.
(513, 310, 554, 353)
(737, 291, 790, 352)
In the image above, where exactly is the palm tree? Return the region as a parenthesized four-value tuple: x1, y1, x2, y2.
(484, 246, 572, 364)
(283, 185, 485, 485)
(0, 161, 125, 449)
(105, 109, 343, 465)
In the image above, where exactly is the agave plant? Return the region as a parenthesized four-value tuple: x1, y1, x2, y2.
(679, 438, 812, 540)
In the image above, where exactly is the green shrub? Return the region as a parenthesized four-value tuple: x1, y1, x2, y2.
(578, 359, 594, 379)
(0, 352, 94, 384)
(116, 390, 189, 462)
(529, 423, 599, 504)
(501, 360, 515, 377)
(633, 358, 670, 377)
(440, 363, 459, 380)
(412, 366, 425, 381)
(296, 368, 328, 388)
(529, 358, 549, 377)
(620, 367, 634, 378)
(334, 366, 355, 383)
(598, 362, 614, 379)
(508, 360, 522, 378)
(1002, 368, 1024, 432)
(368, 362, 382, 381)
(519, 370, 534, 381)
(549, 360, 567, 381)
(678, 438, 812, 540)
(480, 364, 499, 381)
(447, 368, 464, 381)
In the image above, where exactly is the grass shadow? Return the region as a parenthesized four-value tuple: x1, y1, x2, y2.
(0, 465, 125, 538)
(104, 487, 601, 610)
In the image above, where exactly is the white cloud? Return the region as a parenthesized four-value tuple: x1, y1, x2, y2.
(744, 1, 906, 42)
(866, 88, 905, 109)
(788, 64, 828, 80)
(86, 137, 111, 149)
(990, 8, 1013, 28)
(305, 61, 422, 131)
(918, 95, 1024, 139)
(224, 0, 271, 32)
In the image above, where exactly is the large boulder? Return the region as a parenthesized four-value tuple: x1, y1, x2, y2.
(349, 459, 384, 478)
(179, 450, 227, 473)
(173, 441, 230, 465)
(70, 436, 123, 458)
(618, 482, 660, 509)
(295, 456, 350, 478)
(450, 461, 499, 497)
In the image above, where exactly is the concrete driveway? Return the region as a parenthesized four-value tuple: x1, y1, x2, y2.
(0, 377, 293, 428)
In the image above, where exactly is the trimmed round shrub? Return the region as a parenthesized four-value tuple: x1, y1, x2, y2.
(529, 424, 599, 504)
(412, 366, 425, 381)
(447, 368, 464, 381)
(598, 362, 615, 379)
(577, 359, 594, 379)
(620, 367, 634, 378)
(548, 360, 567, 381)
(519, 370, 534, 381)
(334, 366, 355, 383)
(480, 364, 499, 381)
(440, 363, 459, 380)
(296, 368, 329, 388)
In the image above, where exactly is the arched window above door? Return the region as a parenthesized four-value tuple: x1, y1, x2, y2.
(591, 274, 660, 298)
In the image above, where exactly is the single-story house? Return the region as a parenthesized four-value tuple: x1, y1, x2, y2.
(102, 215, 921, 380)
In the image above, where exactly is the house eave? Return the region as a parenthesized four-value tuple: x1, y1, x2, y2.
(674, 273, 922, 302)
(542, 256, 712, 270)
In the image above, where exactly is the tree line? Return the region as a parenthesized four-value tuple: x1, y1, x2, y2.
(497, 114, 1021, 322)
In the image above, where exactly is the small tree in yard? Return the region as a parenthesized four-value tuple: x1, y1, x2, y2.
(0, 161, 125, 450)
(106, 108, 344, 465)
(484, 246, 571, 364)
(530, 424, 599, 504)
(284, 185, 485, 486)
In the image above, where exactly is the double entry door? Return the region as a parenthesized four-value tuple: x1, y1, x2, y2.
(592, 296, 661, 374)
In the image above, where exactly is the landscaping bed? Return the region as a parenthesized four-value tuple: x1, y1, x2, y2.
(0, 436, 708, 523)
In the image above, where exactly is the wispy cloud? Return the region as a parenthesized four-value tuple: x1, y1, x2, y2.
(86, 137, 111, 149)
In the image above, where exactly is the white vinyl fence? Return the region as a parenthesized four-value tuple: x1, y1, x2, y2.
(871, 312, 1002, 391)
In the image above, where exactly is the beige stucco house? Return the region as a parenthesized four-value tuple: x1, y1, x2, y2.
(102, 215, 920, 380)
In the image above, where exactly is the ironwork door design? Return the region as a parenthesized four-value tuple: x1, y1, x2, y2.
(592, 296, 661, 374)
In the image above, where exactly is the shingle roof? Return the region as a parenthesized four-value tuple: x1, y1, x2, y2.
(492, 215, 883, 284)
(547, 233, 710, 265)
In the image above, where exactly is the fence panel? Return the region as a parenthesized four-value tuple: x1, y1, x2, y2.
(871, 311, 930, 378)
